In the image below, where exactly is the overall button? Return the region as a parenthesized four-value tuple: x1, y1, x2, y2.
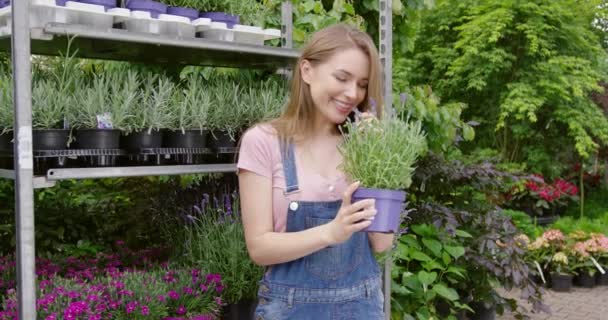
(289, 201, 299, 211)
(328, 185, 335, 192)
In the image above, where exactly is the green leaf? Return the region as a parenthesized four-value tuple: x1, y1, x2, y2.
(411, 251, 432, 262)
(455, 229, 473, 238)
(417, 271, 437, 287)
(446, 266, 467, 278)
(344, 3, 355, 15)
(462, 124, 475, 141)
(422, 238, 442, 257)
(432, 283, 459, 301)
(444, 245, 465, 259)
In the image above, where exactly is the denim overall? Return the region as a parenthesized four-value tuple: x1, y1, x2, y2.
(254, 141, 385, 320)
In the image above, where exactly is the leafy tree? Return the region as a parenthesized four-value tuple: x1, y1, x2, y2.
(408, 0, 608, 176)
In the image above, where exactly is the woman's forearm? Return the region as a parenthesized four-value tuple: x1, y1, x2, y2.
(247, 224, 334, 266)
(369, 232, 395, 253)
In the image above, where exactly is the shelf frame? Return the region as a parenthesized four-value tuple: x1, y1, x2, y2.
(0, 22, 300, 68)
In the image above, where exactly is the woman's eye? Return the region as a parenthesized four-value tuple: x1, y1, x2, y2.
(335, 75, 347, 82)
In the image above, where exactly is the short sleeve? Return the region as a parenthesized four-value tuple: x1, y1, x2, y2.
(237, 125, 275, 179)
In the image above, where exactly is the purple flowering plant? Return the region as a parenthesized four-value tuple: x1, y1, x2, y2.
(178, 191, 263, 305)
(0, 244, 223, 319)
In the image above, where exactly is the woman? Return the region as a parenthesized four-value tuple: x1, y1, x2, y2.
(238, 23, 393, 319)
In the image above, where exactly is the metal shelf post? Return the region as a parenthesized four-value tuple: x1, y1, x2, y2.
(11, 0, 36, 319)
(379, 0, 393, 318)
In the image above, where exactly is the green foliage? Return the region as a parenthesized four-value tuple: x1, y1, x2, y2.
(564, 187, 608, 219)
(0, 178, 171, 256)
(175, 193, 264, 304)
(159, 0, 271, 25)
(550, 216, 608, 236)
(169, 74, 209, 132)
(501, 209, 537, 238)
(0, 69, 13, 133)
(262, 0, 364, 47)
(391, 223, 471, 319)
(394, 86, 473, 154)
(409, 0, 608, 174)
(339, 117, 427, 190)
(354, 0, 432, 54)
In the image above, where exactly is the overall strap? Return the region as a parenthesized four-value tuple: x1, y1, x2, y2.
(279, 138, 300, 195)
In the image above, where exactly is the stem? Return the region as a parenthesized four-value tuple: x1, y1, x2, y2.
(580, 164, 585, 219)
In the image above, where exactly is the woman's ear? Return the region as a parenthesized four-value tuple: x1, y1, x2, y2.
(300, 59, 313, 85)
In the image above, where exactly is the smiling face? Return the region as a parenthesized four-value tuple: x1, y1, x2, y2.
(300, 48, 370, 128)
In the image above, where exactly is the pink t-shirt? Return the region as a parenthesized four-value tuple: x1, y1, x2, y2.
(237, 124, 350, 232)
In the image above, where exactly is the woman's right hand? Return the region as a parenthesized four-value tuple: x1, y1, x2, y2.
(325, 181, 377, 245)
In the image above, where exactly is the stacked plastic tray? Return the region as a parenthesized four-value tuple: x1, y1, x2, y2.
(0, 0, 281, 46)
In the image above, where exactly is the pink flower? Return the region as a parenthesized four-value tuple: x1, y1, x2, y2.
(542, 229, 565, 243)
(176, 305, 187, 315)
(141, 305, 150, 316)
(168, 290, 180, 300)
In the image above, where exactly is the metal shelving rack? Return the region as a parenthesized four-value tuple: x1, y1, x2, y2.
(2, 1, 394, 319)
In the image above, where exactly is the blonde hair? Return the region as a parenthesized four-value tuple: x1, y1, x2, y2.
(270, 23, 383, 141)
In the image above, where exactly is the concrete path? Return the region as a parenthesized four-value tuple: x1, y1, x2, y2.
(498, 285, 608, 320)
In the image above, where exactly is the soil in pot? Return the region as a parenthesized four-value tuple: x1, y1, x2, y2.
(209, 130, 237, 150)
(165, 129, 208, 148)
(352, 188, 406, 233)
(33, 129, 69, 150)
(596, 271, 608, 285)
(221, 299, 257, 320)
(550, 273, 573, 292)
(575, 272, 596, 288)
(121, 130, 163, 150)
(73, 129, 121, 149)
(0, 132, 13, 150)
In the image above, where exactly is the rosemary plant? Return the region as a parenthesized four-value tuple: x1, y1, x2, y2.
(339, 116, 428, 190)
(0, 70, 13, 134)
(174, 74, 211, 133)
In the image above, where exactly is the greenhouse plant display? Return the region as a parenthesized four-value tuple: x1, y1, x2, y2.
(165, 74, 210, 149)
(339, 110, 427, 232)
(70, 73, 132, 149)
(31, 79, 71, 150)
(121, 73, 174, 150)
(206, 80, 244, 150)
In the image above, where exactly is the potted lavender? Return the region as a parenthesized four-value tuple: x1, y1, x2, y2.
(339, 104, 427, 233)
(165, 74, 210, 149)
(121, 73, 174, 150)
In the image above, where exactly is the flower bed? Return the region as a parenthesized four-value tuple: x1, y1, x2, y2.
(0, 243, 223, 319)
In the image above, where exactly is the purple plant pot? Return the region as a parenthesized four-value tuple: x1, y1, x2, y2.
(200, 11, 239, 28)
(0, 0, 10, 9)
(126, 0, 167, 18)
(167, 6, 199, 21)
(55, 0, 67, 6)
(77, 0, 117, 10)
(77, 0, 116, 10)
(352, 187, 406, 233)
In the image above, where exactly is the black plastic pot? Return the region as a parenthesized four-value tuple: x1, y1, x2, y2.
(74, 129, 121, 149)
(551, 273, 573, 292)
(210, 129, 237, 150)
(33, 129, 69, 150)
(463, 302, 495, 320)
(121, 129, 163, 150)
(221, 299, 257, 320)
(0, 132, 13, 150)
(596, 271, 608, 285)
(575, 272, 596, 288)
(164, 129, 208, 148)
